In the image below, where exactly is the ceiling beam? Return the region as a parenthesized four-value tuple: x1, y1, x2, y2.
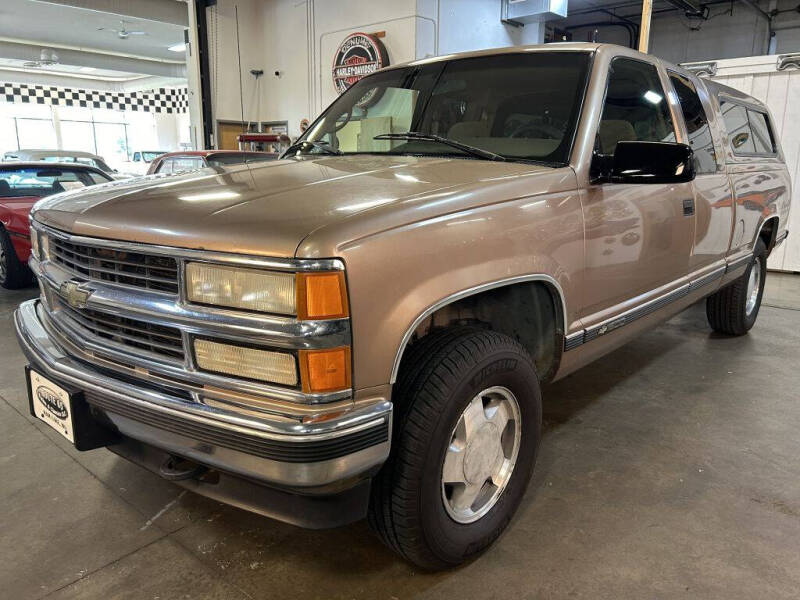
(31, 0, 188, 27)
(0, 40, 186, 78)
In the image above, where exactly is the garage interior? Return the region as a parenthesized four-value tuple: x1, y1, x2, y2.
(1, 0, 799, 598)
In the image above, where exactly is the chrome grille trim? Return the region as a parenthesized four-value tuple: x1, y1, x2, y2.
(56, 299, 185, 361)
(37, 222, 345, 272)
(51, 237, 179, 294)
(31, 222, 353, 406)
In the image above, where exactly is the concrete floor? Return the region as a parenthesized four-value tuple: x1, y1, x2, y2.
(1, 273, 799, 600)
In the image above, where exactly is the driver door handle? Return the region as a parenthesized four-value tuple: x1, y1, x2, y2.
(682, 197, 695, 216)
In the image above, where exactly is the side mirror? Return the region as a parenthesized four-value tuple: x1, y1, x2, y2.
(592, 141, 695, 184)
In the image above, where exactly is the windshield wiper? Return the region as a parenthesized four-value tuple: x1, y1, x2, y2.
(373, 132, 507, 162)
(283, 140, 342, 156)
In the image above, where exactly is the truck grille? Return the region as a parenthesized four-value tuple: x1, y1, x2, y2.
(57, 300, 185, 361)
(51, 237, 179, 294)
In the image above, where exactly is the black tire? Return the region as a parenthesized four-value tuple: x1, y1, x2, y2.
(369, 326, 542, 569)
(706, 238, 767, 336)
(0, 227, 32, 290)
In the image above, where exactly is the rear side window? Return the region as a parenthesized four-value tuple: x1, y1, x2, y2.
(597, 57, 676, 155)
(668, 73, 717, 174)
(720, 101, 775, 156)
(747, 110, 775, 154)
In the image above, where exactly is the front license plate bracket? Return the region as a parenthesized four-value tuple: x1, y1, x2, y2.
(26, 366, 119, 451)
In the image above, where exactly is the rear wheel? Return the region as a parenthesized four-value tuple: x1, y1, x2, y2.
(369, 327, 542, 569)
(707, 238, 767, 335)
(0, 227, 31, 290)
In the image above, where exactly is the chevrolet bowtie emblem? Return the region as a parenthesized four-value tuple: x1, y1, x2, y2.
(59, 280, 94, 309)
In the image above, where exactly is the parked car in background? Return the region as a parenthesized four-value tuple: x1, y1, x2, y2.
(146, 150, 277, 175)
(0, 162, 112, 288)
(120, 150, 167, 176)
(3, 149, 130, 180)
(14, 44, 791, 569)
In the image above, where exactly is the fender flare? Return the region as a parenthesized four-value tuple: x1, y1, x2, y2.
(388, 273, 568, 384)
(754, 214, 780, 254)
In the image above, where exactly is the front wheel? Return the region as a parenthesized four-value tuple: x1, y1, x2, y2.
(707, 238, 767, 335)
(369, 327, 542, 569)
(0, 227, 32, 290)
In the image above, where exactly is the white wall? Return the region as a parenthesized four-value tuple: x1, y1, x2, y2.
(434, 0, 545, 55)
(207, 0, 267, 126)
(206, 0, 547, 141)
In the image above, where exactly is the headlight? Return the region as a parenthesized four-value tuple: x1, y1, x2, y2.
(186, 262, 296, 315)
(40, 233, 50, 261)
(194, 339, 298, 385)
(186, 262, 349, 320)
(30, 228, 39, 259)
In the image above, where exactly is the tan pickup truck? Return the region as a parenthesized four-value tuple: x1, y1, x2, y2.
(15, 43, 791, 569)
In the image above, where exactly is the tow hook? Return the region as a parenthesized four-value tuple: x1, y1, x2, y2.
(159, 454, 209, 481)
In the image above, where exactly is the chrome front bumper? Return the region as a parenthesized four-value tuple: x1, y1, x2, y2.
(15, 299, 392, 491)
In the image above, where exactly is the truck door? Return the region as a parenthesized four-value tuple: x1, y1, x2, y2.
(667, 71, 733, 276)
(581, 57, 695, 318)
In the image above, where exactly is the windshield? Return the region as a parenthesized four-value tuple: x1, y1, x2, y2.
(293, 51, 591, 164)
(0, 167, 110, 198)
(142, 151, 166, 162)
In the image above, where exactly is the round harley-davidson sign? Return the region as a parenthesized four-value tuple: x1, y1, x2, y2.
(332, 32, 389, 105)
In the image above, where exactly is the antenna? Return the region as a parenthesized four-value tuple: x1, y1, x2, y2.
(235, 5, 245, 134)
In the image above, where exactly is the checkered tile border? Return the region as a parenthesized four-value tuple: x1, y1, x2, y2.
(0, 83, 188, 114)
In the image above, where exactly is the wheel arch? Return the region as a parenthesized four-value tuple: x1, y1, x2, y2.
(755, 214, 780, 256)
(389, 274, 568, 385)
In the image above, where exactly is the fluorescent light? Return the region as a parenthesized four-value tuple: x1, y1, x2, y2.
(168, 43, 186, 52)
(79, 66, 96, 72)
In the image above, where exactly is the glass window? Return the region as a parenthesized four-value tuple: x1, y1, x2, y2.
(207, 153, 246, 166)
(16, 118, 57, 149)
(155, 159, 171, 174)
(0, 118, 18, 156)
(171, 157, 204, 172)
(668, 73, 717, 174)
(300, 52, 591, 164)
(0, 167, 97, 197)
(94, 122, 128, 169)
(60, 121, 97, 154)
(747, 110, 774, 154)
(87, 171, 112, 185)
(597, 58, 675, 155)
(721, 102, 755, 154)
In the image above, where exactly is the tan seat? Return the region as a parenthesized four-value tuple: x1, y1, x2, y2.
(598, 119, 636, 154)
(448, 121, 490, 141)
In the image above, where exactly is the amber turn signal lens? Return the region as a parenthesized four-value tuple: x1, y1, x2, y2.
(296, 272, 348, 320)
(299, 347, 351, 393)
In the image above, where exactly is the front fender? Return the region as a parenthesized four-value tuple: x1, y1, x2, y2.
(330, 187, 584, 391)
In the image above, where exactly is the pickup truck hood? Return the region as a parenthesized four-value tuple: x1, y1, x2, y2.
(32, 155, 549, 257)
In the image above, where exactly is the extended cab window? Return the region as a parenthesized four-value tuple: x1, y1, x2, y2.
(668, 72, 717, 174)
(747, 110, 775, 154)
(598, 58, 675, 155)
(721, 101, 775, 156)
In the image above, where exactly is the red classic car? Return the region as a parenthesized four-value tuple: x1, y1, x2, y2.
(145, 150, 277, 175)
(0, 162, 113, 288)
